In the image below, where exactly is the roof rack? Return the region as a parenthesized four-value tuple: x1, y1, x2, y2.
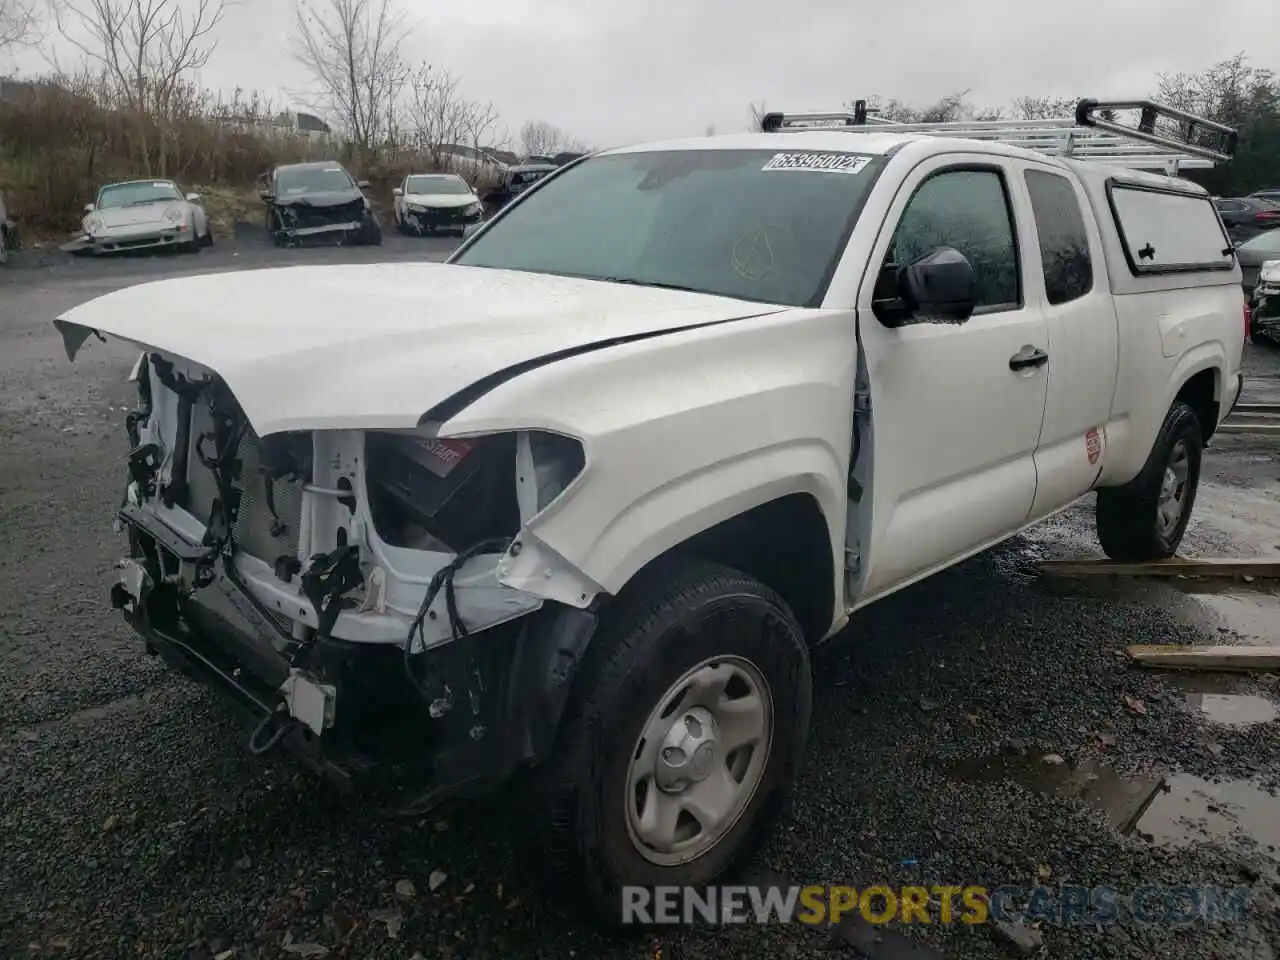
(759, 98, 1238, 174)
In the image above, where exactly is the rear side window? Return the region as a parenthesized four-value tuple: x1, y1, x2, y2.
(1024, 170, 1093, 305)
(1108, 184, 1233, 275)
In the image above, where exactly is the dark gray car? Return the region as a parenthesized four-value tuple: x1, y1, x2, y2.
(1237, 230, 1280, 290)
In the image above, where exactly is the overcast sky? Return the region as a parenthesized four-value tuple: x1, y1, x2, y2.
(6, 0, 1278, 149)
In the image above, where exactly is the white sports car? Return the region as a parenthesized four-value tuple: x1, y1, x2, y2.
(80, 179, 213, 254)
(392, 173, 485, 236)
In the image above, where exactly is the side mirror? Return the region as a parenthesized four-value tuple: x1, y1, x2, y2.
(84, 203, 95, 213)
(392, 187, 403, 197)
(875, 246, 977, 326)
(186, 192, 201, 203)
(358, 179, 371, 189)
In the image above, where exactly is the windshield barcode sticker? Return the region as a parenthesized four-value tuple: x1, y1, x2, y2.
(761, 152, 871, 174)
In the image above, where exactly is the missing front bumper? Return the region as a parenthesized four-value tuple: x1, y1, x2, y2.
(112, 504, 599, 812)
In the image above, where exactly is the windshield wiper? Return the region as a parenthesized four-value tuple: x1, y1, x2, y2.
(601, 277, 707, 294)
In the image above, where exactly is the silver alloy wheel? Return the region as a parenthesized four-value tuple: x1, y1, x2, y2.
(1156, 438, 1190, 537)
(624, 655, 774, 866)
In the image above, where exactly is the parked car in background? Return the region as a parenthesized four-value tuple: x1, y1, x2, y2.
(518, 154, 555, 165)
(0, 191, 16, 265)
(1236, 230, 1280, 290)
(1249, 188, 1280, 204)
(392, 173, 484, 236)
(480, 161, 558, 212)
(552, 151, 587, 166)
(79, 179, 212, 255)
(436, 145, 508, 186)
(260, 161, 381, 247)
(1248, 262, 1280, 346)
(1213, 196, 1280, 243)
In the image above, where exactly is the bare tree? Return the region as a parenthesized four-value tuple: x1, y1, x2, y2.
(519, 118, 581, 156)
(0, 0, 41, 50)
(406, 63, 469, 166)
(51, 0, 225, 172)
(747, 100, 767, 131)
(1010, 96, 1077, 121)
(292, 0, 409, 156)
(53, 0, 225, 112)
(1157, 53, 1278, 128)
(461, 98, 499, 152)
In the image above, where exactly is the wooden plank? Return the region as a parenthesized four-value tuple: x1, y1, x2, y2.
(1038, 557, 1280, 579)
(1126, 644, 1280, 671)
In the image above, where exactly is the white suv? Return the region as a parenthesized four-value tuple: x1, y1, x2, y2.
(55, 98, 1246, 924)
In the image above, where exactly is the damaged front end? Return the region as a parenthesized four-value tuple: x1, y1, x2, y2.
(113, 350, 594, 808)
(269, 197, 372, 246)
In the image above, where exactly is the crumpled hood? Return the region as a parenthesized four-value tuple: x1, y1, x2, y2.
(274, 190, 364, 208)
(54, 262, 784, 436)
(404, 192, 477, 209)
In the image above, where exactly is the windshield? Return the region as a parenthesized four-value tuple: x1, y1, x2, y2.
(1242, 232, 1280, 254)
(276, 165, 354, 195)
(98, 181, 182, 208)
(406, 175, 471, 195)
(453, 149, 883, 306)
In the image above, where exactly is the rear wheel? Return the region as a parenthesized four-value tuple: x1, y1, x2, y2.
(534, 560, 812, 927)
(1096, 400, 1203, 561)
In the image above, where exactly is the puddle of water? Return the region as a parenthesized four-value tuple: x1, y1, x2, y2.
(1184, 691, 1279, 727)
(1192, 590, 1280, 646)
(1136, 774, 1280, 858)
(949, 754, 1280, 859)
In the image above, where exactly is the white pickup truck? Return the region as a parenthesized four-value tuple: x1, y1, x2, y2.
(55, 98, 1246, 924)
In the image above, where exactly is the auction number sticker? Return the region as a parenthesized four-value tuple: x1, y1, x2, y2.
(761, 152, 872, 175)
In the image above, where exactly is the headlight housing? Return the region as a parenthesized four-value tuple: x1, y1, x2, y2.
(84, 216, 104, 234)
(465, 202, 483, 216)
(363, 429, 585, 552)
(406, 203, 426, 213)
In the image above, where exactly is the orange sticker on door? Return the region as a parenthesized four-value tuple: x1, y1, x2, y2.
(1085, 427, 1103, 465)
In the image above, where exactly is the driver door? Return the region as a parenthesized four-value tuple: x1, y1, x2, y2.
(856, 156, 1050, 599)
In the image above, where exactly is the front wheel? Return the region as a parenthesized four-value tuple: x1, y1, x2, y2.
(534, 560, 812, 927)
(1096, 400, 1203, 561)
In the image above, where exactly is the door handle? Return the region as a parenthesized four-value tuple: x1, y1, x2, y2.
(1009, 345, 1049, 372)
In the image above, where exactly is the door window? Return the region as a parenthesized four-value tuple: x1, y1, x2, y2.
(883, 168, 1021, 313)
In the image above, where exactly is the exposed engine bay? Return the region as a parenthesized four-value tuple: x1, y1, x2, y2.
(112, 349, 590, 800)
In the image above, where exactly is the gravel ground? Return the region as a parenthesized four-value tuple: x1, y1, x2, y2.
(1, 243, 1278, 959)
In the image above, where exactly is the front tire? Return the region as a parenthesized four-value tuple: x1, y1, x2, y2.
(1096, 400, 1203, 561)
(535, 560, 812, 928)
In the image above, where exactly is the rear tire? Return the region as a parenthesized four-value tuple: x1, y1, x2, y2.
(1096, 400, 1203, 561)
(534, 559, 812, 928)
